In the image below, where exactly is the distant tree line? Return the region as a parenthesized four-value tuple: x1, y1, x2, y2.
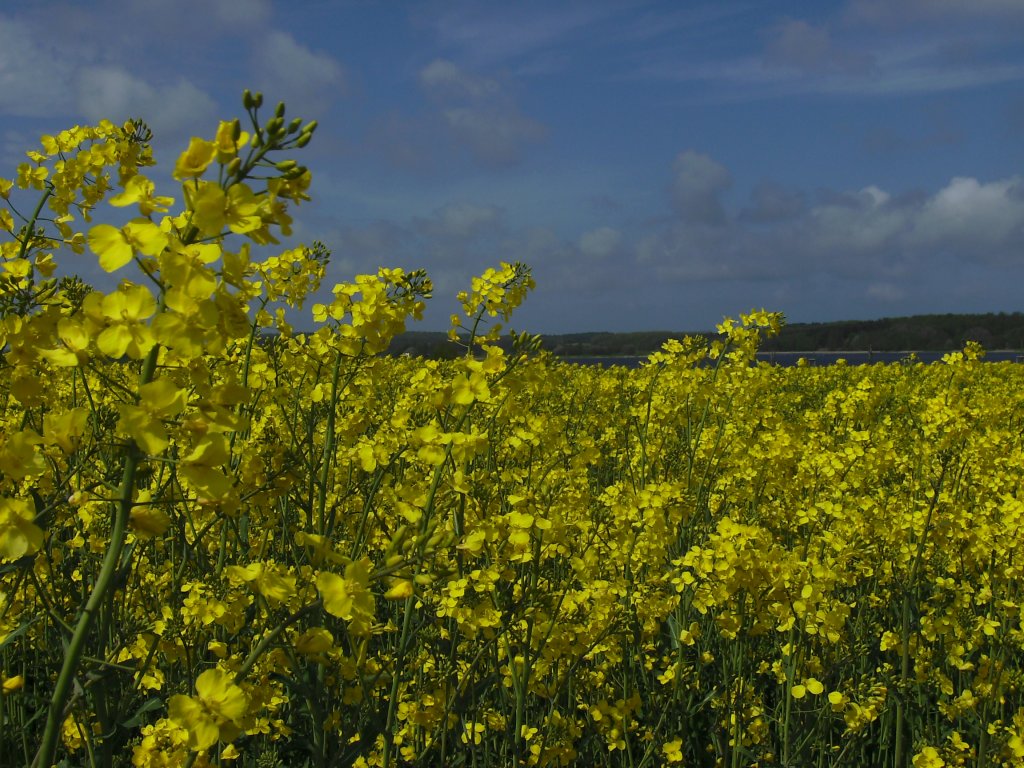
(384, 312, 1024, 359)
(758, 312, 1024, 352)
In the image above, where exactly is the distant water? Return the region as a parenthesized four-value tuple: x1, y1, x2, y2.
(561, 351, 1024, 369)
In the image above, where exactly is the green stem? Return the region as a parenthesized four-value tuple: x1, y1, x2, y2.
(895, 460, 947, 768)
(316, 348, 347, 535)
(16, 186, 53, 262)
(381, 410, 470, 767)
(33, 341, 161, 768)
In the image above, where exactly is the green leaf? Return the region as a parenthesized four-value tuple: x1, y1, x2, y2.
(119, 697, 164, 729)
(0, 616, 37, 652)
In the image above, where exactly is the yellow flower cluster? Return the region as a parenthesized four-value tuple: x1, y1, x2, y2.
(2, 95, 1024, 768)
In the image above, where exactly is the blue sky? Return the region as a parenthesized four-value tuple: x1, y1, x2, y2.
(2, 0, 1023, 332)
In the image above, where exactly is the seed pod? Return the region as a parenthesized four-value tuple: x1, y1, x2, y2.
(387, 524, 410, 555)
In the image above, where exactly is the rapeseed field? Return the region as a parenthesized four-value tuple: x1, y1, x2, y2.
(2, 95, 1023, 767)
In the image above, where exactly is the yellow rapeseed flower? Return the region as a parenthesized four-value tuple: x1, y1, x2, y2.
(173, 137, 218, 180)
(317, 558, 375, 633)
(0, 497, 43, 561)
(1, 674, 24, 693)
(168, 668, 248, 751)
(912, 746, 945, 767)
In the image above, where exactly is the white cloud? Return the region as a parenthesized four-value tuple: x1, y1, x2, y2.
(912, 176, 1024, 250)
(76, 67, 217, 138)
(641, 149, 1024, 289)
(302, 157, 1024, 330)
(103, 0, 271, 35)
(251, 32, 347, 115)
(635, 225, 753, 281)
(2, 129, 33, 170)
(806, 186, 908, 256)
(416, 59, 547, 167)
(798, 178, 1024, 270)
(0, 17, 74, 116)
(442, 106, 547, 167)
(0, 11, 218, 139)
(578, 226, 622, 258)
(207, 0, 272, 27)
(641, 17, 1024, 100)
(671, 150, 733, 225)
(764, 20, 831, 73)
(420, 59, 499, 101)
(847, 0, 1024, 24)
(741, 181, 805, 222)
(428, 202, 504, 238)
(420, 3, 616, 69)
(866, 282, 905, 301)
(763, 19, 873, 75)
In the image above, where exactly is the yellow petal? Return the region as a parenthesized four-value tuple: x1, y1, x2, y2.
(317, 571, 353, 619)
(117, 405, 169, 455)
(88, 224, 133, 272)
(138, 378, 187, 418)
(168, 694, 219, 751)
(0, 497, 43, 561)
(124, 219, 168, 257)
(174, 137, 218, 180)
(129, 505, 171, 539)
(97, 325, 132, 359)
(39, 347, 81, 367)
(2, 674, 24, 693)
(384, 579, 414, 600)
(195, 668, 248, 723)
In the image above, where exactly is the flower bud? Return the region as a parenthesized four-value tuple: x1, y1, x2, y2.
(275, 159, 297, 172)
(243, 89, 254, 109)
(288, 117, 303, 134)
(226, 157, 242, 177)
(275, 101, 286, 119)
(252, 91, 263, 108)
(232, 118, 241, 142)
(296, 133, 312, 148)
(301, 120, 318, 135)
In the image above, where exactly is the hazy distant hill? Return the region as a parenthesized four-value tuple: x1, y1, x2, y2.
(386, 312, 1024, 358)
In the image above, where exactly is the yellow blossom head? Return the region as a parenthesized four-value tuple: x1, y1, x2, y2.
(173, 137, 218, 180)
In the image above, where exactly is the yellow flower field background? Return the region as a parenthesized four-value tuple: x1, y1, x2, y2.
(1, 94, 1023, 767)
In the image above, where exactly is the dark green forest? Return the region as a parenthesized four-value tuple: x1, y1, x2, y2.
(388, 312, 1024, 358)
